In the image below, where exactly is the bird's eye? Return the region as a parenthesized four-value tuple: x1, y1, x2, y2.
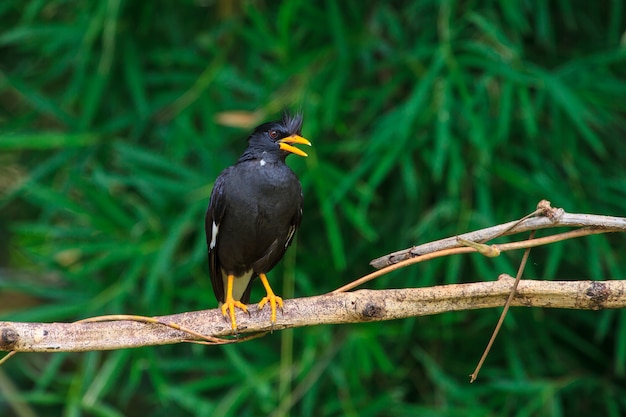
(268, 129, 278, 139)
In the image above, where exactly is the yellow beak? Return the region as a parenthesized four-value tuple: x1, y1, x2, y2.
(278, 135, 312, 157)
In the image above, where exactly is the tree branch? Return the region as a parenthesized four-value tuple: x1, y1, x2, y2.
(2, 275, 625, 353)
(369, 211, 626, 269)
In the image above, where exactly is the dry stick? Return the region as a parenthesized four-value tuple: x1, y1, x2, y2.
(84, 315, 270, 344)
(469, 230, 536, 383)
(487, 207, 544, 241)
(332, 247, 474, 293)
(369, 211, 626, 269)
(0, 351, 16, 366)
(76, 314, 235, 345)
(333, 226, 607, 293)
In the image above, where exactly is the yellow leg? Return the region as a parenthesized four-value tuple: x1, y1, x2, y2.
(257, 273, 283, 325)
(221, 274, 249, 331)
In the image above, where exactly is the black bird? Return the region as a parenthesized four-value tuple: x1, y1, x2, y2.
(205, 113, 311, 331)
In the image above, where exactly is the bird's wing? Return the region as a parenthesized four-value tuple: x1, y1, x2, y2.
(253, 190, 304, 274)
(205, 171, 228, 302)
(285, 191, 304, 249)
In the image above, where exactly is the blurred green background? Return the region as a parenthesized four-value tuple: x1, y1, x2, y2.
(1, 1, 626, 416)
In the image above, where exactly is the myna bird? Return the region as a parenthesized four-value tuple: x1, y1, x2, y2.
(205, 113, 311, 331)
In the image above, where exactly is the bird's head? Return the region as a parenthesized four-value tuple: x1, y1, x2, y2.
(245, 113, 312, 160)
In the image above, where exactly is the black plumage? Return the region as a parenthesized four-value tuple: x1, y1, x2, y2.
(205, 113, 311, 331)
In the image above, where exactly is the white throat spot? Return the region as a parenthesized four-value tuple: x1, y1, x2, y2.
(259, 159, 266, 166)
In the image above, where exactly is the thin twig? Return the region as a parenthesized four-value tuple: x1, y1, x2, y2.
(0, 351, 16, 366)
(77, 314, 235, 345)
(470, 230, 536, 383)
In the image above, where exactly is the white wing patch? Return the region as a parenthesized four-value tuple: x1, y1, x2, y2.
(285, 207, 301, 247)
(210, 221, 219, 250)
(285, 225, 296, 248)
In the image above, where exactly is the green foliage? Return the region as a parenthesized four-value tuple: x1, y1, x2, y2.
(1, 1, 626, 416)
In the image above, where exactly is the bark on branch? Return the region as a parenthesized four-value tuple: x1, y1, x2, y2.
(2, 275, 625, 353)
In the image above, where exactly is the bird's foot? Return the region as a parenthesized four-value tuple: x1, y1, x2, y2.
(257, 273, 284, 329)
(221, 298, 249, 332)
(258, 293, 284, 325)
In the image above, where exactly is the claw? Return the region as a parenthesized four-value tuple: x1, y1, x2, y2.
(257, 273, 283, 326)
(221, 298, 249, 331)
